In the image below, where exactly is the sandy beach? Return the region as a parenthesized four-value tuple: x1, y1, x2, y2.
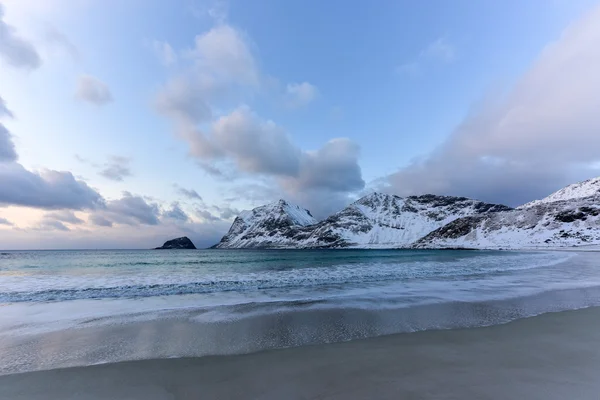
(2, 306, 600, 399)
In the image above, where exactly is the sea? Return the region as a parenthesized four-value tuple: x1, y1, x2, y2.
(1, 249, 600, 375)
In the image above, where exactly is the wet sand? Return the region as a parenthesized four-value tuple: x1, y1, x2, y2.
(2, 307, 600, 400)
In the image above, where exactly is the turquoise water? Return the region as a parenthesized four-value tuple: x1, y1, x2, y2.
(2, 249, 600, 374)
(0, 249, 584, 304)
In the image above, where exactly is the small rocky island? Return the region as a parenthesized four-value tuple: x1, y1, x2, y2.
(154, 236, 197, 250)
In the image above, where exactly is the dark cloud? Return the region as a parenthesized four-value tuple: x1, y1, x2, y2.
(0, 95, 13, 118)
(89, 214, 113, 227)
(35, 219, 70, 232)
(176, 186, 203, 201)
(104, 192, 160, 225)
(212, 204, 240, 220)
(286, 138, 364, 193)
(1, 97, 17, 163)
(195, 209, 221, 222)
(75, 75, 113, 105)
(45, 210, 84, 225)
(99, 156, 132, 181)
(0, 4, 42, 69)
(0, 98, 105, 210)
(0, 162, 104, 210)
(163, 202, 189, 222)
(0, 123, 17, 162)
(386, 5, 600, 206)
(0, 217, 13, 226)
(88, 192, 162, 227)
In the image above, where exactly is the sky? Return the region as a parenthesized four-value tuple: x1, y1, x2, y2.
(1, 0, 600, 249)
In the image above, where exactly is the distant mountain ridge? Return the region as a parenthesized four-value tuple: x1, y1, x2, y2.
(213, 193, 511, 249)
(213, 177, 600, 249)
(416, 178, 600, 249)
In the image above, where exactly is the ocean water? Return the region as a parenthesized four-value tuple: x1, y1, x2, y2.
(1, 249, 600, 374)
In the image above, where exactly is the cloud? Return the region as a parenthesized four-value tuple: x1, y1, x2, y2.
(172, 106, 364, 216)
(155, 22, 364, 215)
(396, 36, 455, 76)
(155, 24, 258, 125)
(212, 204, 239, 219)
(285, 82, 318, 108)
(176, 186, 203, 201)
(0, 217, 13, 226)
(44, 25, 79, 60)
(152, 40, 177, 66)
(89, 192, 160, 227)
(284, 138, 364, 193)
(0, 95, 14, 118)
(0, 97, 105, 210)
(89, 214, 112, 227)
(387, 5, 600, 206)
(422, 37, 455, 63)
(44, 210, 84, 224)
(155, 74, 214, 123)
(187, 24, 258, 87)
(208, 106, 302, 175)
(395, 62, 419, 76)
(34, 219, 70, 232)
(0, 162, 104, 209)
(195, 208, 221, 222)
(75, 75, 113, 105)
(0, 4, 41, 69)
(99, 155, 132, 181)
(163, 202, 189, 222)
(0, 98, 17, 163)
(33, 211, 84, 232)
(105, 192, 160, 225)
(0, 123, 17, 162)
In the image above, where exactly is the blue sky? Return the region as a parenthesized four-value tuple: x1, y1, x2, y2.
(1, 0, 600, 249)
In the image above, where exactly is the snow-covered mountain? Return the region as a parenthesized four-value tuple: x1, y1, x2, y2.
(213, 200, 317, 248)
(519, 177, 600, 209)
(415, 193, 600, 249)
(214, 193, 511, 249)
(214, 177, 600, 250)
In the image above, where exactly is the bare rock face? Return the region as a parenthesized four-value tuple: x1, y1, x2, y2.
(155, 237, 197, 250)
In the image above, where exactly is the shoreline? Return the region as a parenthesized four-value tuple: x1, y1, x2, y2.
(3, 307, 600, 399)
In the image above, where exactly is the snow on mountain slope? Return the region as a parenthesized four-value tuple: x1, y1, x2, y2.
(520, 177, 600, 209)
(213, 200, 317, 248)
(214, 193, 511, 249)
(295, 193, 511, 248)
(414, 195, 600, 249)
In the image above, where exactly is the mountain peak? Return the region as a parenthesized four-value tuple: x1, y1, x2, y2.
(520, 176, 600, 208)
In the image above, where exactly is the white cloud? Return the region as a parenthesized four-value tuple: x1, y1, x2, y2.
(285, 82, 318, 108)
(187, 24, 258, 87)
(75, 75, 113, 105)
(387, 4, 600, 206)
(155, 21, 364, 215)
